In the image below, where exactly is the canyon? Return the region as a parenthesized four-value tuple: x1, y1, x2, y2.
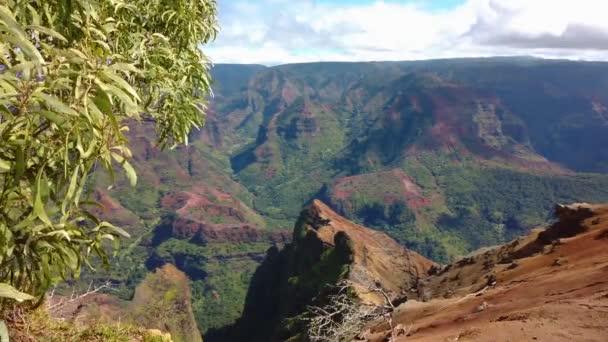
(68, 58, 608, 338)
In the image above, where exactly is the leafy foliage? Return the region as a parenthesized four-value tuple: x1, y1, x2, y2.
(0, 0, 217, 298)
(0, 283, 34, 302)
(404, 153, 608, 258)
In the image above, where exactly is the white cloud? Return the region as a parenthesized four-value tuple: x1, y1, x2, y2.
(204, 0, 608, 65)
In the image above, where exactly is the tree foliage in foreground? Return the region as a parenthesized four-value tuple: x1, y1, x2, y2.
(0, 0, 218, 300)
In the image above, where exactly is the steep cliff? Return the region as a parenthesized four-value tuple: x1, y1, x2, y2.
(226, 200, 435, 341)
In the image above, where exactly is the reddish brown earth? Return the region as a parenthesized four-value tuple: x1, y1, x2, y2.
(393, 84, 569, 175)
(364, 203, 608, 342)
(161, 185, 248, 223)
(307, 200, 437, 305)
(161, 184, 290, 244)
(228, 200, 438, 341)
(328, 168, 433, 220)
(170, 217, 290, 244)
(90, 189, 139, 228)
(197, 110, 224, 149)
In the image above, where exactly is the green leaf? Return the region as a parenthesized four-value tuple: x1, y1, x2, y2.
(14, 146, 24, 180)
(0, 0, 217, 299)
(0, 283, 35, 302)
(0, 34, 44, 65)
(0, 158, 10, 172)
(122, 160, 137, 186)
(37, 93, 79, 116)
(73, 169, 88, 206)
(108, 63, 143, 75)
(91, 89, 112, 113)
(40, 110, 67, 126)
(100, 69, 141, 102)
(61, 246, 79, 271)
(0, 6, 27, 37)
(0, 6, 44, 64)
(0, 319, 8, 342)
(100, 222, 130, 238)
(34, 169, 52, 226)
(26, 24, 68, 42)
(62, 165, 80, 214)
(44, 230, 71, 241)
(94, 79, 138, 114)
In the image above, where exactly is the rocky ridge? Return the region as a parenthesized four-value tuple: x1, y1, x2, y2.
(362, 203, 608, 341)
(227, 200, 436, 341)
(224, 202, 608, 342)
(304, 200, 436, 305)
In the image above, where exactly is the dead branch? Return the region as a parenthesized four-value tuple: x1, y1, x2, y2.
(305, 280, 406, 342)
(46, 281, 113, 313)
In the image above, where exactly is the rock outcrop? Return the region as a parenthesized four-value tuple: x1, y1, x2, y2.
(303, 200, 436, 305)
(156, 185, 289, 244)
(49, 264, 203, 342)
(170, 218, 290, 244)
(129, 264, 203, 342)
(223, 202, 608, 342)
(226, 200, 435, 341)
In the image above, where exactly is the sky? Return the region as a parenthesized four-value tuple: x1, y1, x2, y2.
(205, 0, 608, 65)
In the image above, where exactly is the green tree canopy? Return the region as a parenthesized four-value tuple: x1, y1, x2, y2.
(0, 0, 218, 299)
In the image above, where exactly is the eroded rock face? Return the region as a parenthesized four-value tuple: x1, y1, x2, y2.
(171, 217, 290, 244)
(156, 185, 290, 245)
(228, 200, 435, 342)
(303, 200, 436, 305)
(91, 189, 139, 229)
(418, 203, 607, 301)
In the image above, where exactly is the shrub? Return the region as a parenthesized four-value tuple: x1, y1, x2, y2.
(0, 0, 217, 300)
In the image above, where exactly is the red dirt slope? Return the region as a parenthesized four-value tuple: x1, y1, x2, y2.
(307, 200, 436, 305)
(365, 203, 608, 341)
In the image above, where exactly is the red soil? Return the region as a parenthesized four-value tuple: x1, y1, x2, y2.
(365, 204, 608, 342)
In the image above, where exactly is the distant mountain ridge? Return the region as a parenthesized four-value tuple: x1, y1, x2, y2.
(210, 57, 608, 256)
(213, 57, 608, 173)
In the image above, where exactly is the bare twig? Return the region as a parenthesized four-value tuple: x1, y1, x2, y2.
(436, 285, 489, 312)
(46, 281, 113, 313)
(305, 280, 406, 342)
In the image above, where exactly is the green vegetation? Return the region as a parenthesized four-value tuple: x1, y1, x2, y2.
(44, 59, 608, 340)
(190, 257, 260, 331)
(132, 60, 608, 336)
(403, 152, 608, 259)
(129, 265, 202, 342)
(151, 238, 272, 332)
(3, 306, 170, 342)
(231, 97, 348, 226)
(0, 1, 218, 340)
